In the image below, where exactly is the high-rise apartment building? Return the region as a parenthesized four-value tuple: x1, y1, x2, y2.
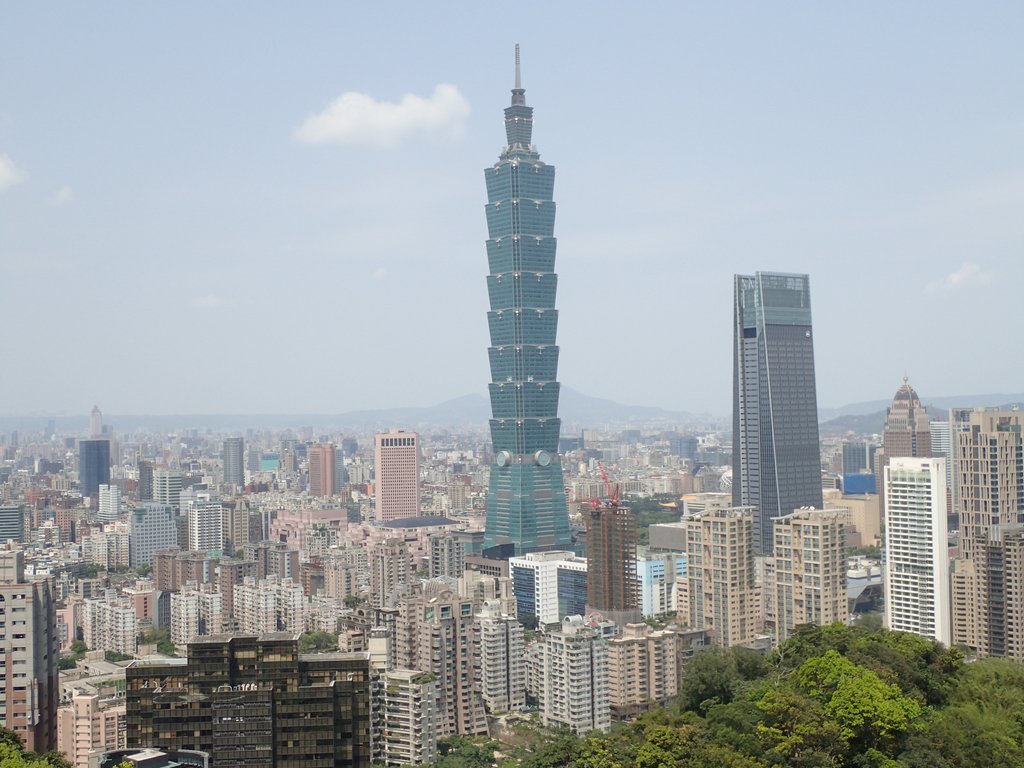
(129, 503, 177, 568)
(532, 615, 610, 734)
(233, 575, 306, 635)
(181, 488, 223, 557)
(585, 503, 640, 624)
(394, 584, 488, 737)
(222, 436, 245, 489)
(684, 506, 760, 647)
(482, 47, 571, 557)
(152, 547, 211, 593)
(57, 691, 126, 768)
(374, 431, 420, 522)
(377, 670, 438, 766)
(126, 635, 374, 768)
(770, 508, 847, 644)
(82, 590, 137, 656)
(308, 442, 337, 497)
(732, 272, 822, 555)
(606, 623, 680, 720)
(429, 534, 466, 580)
(170, 586, 224, 646)
(474, 599, 525, 714)
(79, 439, 111, 499)
(0, 548, 59, 753)
(884, 457, 950, 645)
(370, 539, 411, 610)
(951, 409, 1024, 659)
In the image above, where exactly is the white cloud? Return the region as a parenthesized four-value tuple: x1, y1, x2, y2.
(0, 153, 26, 192)
(925, 261, 993, 295)
(53, 185, 73, 206)
(192, 294, 228, 309)
(293, 83, 470, 148)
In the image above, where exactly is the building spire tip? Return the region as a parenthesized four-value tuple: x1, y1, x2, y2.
(515, 44, 521, 90)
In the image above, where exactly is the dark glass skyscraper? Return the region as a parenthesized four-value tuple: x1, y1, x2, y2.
(733, 272, 823, 555)
(483, 47, 571, 556)
(79, 438, 111, 499)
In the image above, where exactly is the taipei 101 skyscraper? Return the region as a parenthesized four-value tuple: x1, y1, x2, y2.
(483, 46, 572, 557)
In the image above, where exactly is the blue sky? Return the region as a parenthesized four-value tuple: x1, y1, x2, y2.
(1, 3, 1021, 416)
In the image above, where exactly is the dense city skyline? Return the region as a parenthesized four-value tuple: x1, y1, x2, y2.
(2, 4, 1021, 417)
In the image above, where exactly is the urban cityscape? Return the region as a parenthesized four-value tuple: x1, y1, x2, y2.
(2, 5, 1023, 768)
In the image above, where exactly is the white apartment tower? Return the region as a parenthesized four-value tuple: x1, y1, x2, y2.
(474, 599, 526, 714)
(81, 590, 137, 656)
(884, 457, 950, 645)
(377, 670, 439, 766)
(375, 430, 421, 522)
(182, 487, 223, 557)
(534, 615, 610, 734)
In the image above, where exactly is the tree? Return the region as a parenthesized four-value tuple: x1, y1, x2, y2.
(680, 648, 742, 712)
(796, 650, 921, 754)
(299, 631, 338, 653)
(343, 595, 363, 609)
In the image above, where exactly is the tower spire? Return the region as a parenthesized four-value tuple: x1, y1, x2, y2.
(511, 43, 526, 105)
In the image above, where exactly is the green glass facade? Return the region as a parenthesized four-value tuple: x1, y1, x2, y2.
(483, 53, 571, 556)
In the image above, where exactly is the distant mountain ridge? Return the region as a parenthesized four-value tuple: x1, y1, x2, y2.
(0, 387, 706, 433)
(818, 393, 1024, 437)
(4, 390, 1022, 435)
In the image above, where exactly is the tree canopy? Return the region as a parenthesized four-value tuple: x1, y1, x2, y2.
(469, 623, 1024, 768)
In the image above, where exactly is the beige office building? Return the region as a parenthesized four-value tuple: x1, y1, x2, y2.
(308, 443, 337, 498)
(375, 430, 420, 522)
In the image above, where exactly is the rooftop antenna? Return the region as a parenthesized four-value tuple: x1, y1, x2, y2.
(515, 43, 521, 90)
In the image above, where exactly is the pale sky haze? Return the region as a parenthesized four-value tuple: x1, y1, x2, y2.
(1, 3, 1021, 417)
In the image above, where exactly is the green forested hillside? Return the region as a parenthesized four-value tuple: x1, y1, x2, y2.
(439, 624, 1024, 768)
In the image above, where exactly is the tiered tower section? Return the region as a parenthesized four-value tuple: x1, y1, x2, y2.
(483, 47, 571, 556)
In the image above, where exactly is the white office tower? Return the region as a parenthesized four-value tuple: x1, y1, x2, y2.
(181, 488, 223, 557)
(152, 469, 183, 512)
(884, 457, 950, 645)
(474, 599, 525, 714)
(534, 615, 610, 734)
(97, 484, 121, 523)
(129, 503, 177, 567)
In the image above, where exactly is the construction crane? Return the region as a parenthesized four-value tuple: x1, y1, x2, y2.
(588, 460, 620, 512)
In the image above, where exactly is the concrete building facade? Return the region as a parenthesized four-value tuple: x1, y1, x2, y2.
(375, 431, 420, 523)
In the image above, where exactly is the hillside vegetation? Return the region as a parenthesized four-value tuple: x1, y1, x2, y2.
(444, 624, 1024, 768)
